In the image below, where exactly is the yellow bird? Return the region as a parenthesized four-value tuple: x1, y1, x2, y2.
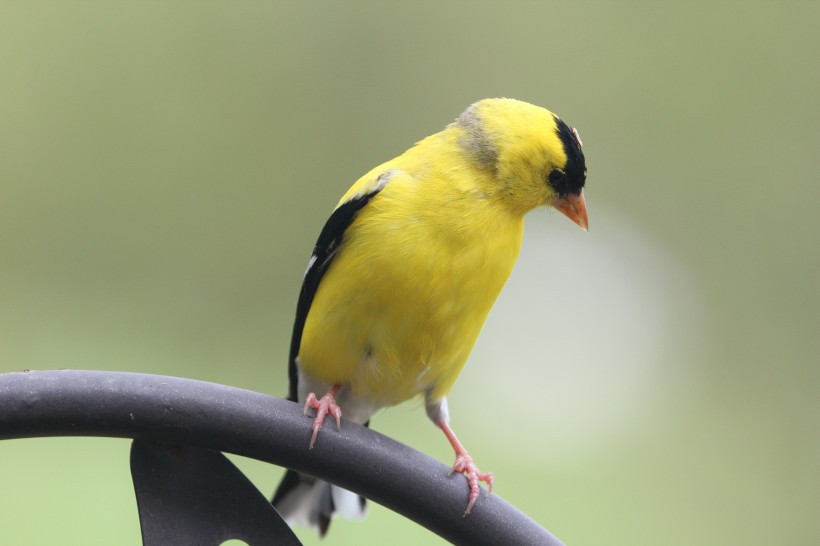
(272, 98, 588, 535)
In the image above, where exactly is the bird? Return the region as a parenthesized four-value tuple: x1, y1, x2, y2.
(271, 98, 588, 536)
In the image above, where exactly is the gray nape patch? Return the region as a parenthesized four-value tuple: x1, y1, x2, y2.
(455, 104, 498, 171)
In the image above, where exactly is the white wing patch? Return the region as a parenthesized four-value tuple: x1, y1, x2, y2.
(303, 254, 317, 277)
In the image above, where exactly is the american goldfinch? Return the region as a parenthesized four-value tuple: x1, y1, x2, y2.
(272, 98, 588, 535)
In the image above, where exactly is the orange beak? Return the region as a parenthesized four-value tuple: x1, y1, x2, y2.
(551, 191, 588, 231)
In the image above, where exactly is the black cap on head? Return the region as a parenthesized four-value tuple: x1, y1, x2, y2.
(547, 116, 587, 197)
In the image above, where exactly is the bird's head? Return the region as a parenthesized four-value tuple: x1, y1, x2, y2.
(455, 98, 588, 230)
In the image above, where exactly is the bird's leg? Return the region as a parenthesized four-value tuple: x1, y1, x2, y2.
(437, 419, 494, 516)
(304, 383, 342, 449)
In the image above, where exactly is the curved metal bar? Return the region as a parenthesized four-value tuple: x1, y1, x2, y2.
(0, 369, 565, 546)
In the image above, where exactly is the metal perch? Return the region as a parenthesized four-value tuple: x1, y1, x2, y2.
(0, 369, 565, 546)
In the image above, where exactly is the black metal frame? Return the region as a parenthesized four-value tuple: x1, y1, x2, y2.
(0, 370, 565, 545)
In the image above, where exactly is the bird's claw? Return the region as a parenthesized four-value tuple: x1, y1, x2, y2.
(304, 391, 342, 449)
(449, 452, 494, 516)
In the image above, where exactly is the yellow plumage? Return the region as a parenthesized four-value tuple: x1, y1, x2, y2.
(273, 98, 588, 534)
(302, 99, 579, 404)
(301, 166, 523, 405)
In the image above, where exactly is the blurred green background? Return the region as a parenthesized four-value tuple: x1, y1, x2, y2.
(1, 2, 818, 545)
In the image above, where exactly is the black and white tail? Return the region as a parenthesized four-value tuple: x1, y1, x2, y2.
(272, 469, 366, 537)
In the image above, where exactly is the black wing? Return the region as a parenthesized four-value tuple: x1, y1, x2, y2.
(286, 189, 384, 402)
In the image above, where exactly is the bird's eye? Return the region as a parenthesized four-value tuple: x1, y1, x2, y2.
(548, 169, 566, 188)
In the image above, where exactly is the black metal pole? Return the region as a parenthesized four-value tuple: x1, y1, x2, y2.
(0, 369, 565, 546)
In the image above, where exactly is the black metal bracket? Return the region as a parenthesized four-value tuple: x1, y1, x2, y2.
(0, 369, 565, 546)
(131, 441, 301, 545)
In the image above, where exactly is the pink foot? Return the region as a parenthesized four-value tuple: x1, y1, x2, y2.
(449, 452, 494, 516)
(303, 387, 342, 449)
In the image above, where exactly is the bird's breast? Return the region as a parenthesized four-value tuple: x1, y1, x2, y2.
(299, 176, 524, 407)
